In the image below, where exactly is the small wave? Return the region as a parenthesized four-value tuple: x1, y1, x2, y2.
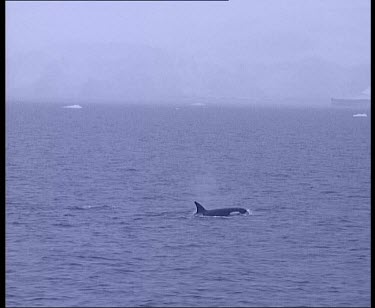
(52, 222, 74, 228)
(246, 209, 253, 215)
(193, 212, 251, 218)
(68, 204, 110, 210)
(353, 113, 367, 117)
(143, 211, 171, 217)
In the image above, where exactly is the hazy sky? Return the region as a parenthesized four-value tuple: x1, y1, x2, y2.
(6, 0, 371, 104)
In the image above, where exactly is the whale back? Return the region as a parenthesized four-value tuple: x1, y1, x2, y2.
(194, 201, 206, 214)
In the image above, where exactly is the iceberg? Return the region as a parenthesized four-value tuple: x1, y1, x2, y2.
(63, 105, 82, 109)
(332, 86, 371, 107)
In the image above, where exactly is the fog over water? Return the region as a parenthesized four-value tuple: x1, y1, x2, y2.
(6, 0, 370, 106)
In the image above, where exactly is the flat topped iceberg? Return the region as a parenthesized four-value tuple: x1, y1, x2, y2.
(63, 105, 82, 109)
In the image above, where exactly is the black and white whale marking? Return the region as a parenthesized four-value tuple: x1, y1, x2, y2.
(194, 201, 248, 217)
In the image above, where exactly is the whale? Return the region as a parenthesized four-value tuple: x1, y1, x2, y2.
(194, 201, 248, 217)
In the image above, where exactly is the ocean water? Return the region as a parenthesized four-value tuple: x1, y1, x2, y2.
(6, 103, 371, 307)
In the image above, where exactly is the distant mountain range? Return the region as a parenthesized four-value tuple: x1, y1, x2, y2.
(6, 42, 370, 105)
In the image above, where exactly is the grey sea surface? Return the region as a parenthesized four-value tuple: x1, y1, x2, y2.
(6, 103, 370, 307)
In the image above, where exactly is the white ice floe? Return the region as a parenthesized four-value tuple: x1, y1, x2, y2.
(63, 105, 82, 109)
(353, 113, 367, 117)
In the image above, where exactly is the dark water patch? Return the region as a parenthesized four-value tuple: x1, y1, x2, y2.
(141, 195, 167, 201)
(63, 213, 75, 217)
(346, 194, 369, 199)
(124, 168, 138, 172)
(10, 221, 28, 226)
(51, 222, 75, 228)
(321, 190, 338, 194)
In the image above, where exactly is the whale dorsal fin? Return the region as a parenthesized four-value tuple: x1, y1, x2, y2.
(194, 201, 206, 214)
